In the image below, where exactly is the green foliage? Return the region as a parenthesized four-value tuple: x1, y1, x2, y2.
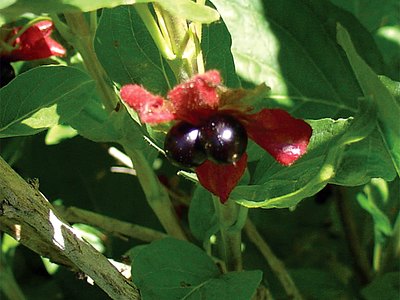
(361, 272, 400, 300)
(95, 6, 175, 93)
(337, 24, 400, 177)
(0, 66, 93, 138)
(131, 238, 262, 299)
(0, 0, 219, 25)
(0, 0, 399, 299)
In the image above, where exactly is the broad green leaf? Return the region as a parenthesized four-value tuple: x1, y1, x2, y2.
(0, 66, 93, 138)
(0, 0, 219, 24)
(330, 0, 399, 31)
(131, 238, 262, 300)
(201, 15, 240, 88)
(337, 24, 400, 176)
(290, 268, 346, 299)
(361, 272, 400, 300)
(210, 0, 383, 118)
(332, 130, 397, 185)
(131, 238, 219, 299)
(231, 96, 378, 208)
(185, 270, 262, 300)
(95, 6, 174, 94)
(68, 95, 153, 156)
(380, 76, 400, 105)
(231, 118, 349, 208)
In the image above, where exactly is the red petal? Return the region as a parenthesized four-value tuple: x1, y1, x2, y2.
(6, 21, 66, 62)
(167, 70, 221, 124)
(120, 84, 175, 123)
(195, 154, 247, 203)
(243, 109, 312, 165)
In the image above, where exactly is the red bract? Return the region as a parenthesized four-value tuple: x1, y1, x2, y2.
(1, 21, 66, 62)
(120, 70, 312, 203)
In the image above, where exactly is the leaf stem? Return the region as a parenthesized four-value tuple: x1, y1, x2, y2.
(124, 146, 188, 240)
(335, 187, 372, 284)
(213, 197, 244, 272)
(0, 249, 26, 300)
(62, 12, 118, 112)
(56, 205, 168, 242)
(134, 4, 176, 61)
(244, 219, 303, 300)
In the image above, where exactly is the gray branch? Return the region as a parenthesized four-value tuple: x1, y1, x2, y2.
(0, 156, 139, 300)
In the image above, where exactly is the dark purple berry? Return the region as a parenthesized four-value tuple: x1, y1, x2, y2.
(199, 114, 247, 164)
(164, 121, 207, 168)
(0, 59, 15, 88)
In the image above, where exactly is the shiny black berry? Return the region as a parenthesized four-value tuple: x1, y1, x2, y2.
(199, 114, 247, 164)
(164, 121, 207, 168)
(0, 59, 15, 88)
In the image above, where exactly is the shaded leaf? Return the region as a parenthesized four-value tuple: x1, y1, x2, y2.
(337, 24, 400, 176)
(95, 6, 174, 94)
(361, 272, 400, 300)
(131, 238, 262, 300)
(201, 14, 240, 88)
(0, 66, 93, 138)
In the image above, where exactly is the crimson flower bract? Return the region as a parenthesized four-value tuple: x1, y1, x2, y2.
(120, 70, 312, 203)
(0, 20, 65, 62)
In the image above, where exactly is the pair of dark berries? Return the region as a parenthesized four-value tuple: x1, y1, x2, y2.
(164, 114, 248, 168)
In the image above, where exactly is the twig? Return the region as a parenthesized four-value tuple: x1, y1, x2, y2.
(214, 198, 244, 272)
(335, 187, 372, 284)
(244, 219, 303, 300)
(57, 205, 168, 243)
(0, 156, 139, 299)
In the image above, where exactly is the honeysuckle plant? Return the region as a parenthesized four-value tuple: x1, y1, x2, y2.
(0, 1, 398, 300)
(120, 70, 312, 203)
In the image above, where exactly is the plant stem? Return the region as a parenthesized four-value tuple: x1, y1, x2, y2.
(213, 197, 244, 272)
(63, 12, 117, 112)
(56, 205, 168, 242)
(124, 146, 188, 240)
(335, 187, 372, 284)
(0, 251, 26, 300)
(244, 219, 303, 300)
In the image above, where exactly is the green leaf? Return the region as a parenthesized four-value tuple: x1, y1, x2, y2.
(210, 0, 383, 118)
(337, 24, 400, 177)
(290, 268, 346, 299)
(95, 6, 174, 94)
(231, 95, 378, 208)
(202, 15, 240, 88)
(361, 272, 400, 300)
(330, 0, 399, 31)
(0, 0, 219, 24)
(131, 238, 261, 300)
(232, 118, 349, 208)
(131, 238, 219, 299)
(68, 96, 152, 157)
(379, 76, 400, 105)
(185, 270, 262, 300)
(0, 66, 93, 138)
(332, 130, 397, 185)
